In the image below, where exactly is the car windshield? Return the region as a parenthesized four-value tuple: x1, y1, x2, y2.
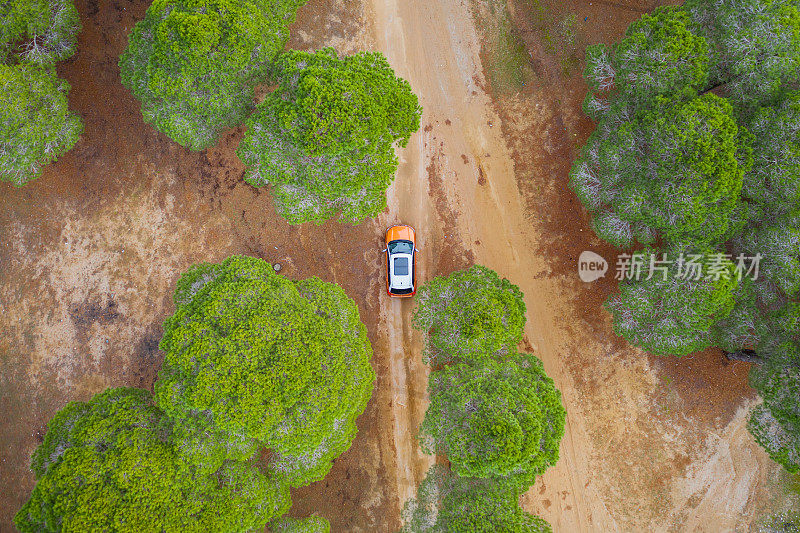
(394, 257, 409, 276)
(389, 240, 413, 254)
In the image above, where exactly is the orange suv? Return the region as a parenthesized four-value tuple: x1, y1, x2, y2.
(384, 225, 417, 297)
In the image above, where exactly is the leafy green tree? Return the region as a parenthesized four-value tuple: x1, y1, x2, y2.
(0, 63, 82, 185)
(583, 6, 709, 120)
(15, 388, 290, 532)
(412, 265, 526, 366)
(741, 94, 800, 222)
(418, 353, 565, 489)
(271, 515, 330, 533)
(0, 0, 80, 65)
(685, 0, 800, 108)
(749, 342, 800, 472)
(400, 465, 552, 533)
(238, 47, 421, 224)
(571, 94, 751, 248)
(155, 255, 374, 488)
(606, 247, 740, 356)
(734, 220, 800, 307)
(713, 96, 800, 353)
(120, 0, 306, 151)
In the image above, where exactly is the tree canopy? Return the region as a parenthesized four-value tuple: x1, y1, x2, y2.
(412, 265, 527, 366)
(0, 63, 82, 186)
(155, 255, 374, 487)
(741, 94, 800, 223)
(710, 94, 800, 354)
(120, 0, 307, 150)
(571, 94, 751, 248)
(606, 247, 740, 356)
(16, 256, 374, 529)
(400, 465, 552, 533)
(238, 47, 421, 224)
(0, 0, 80, 66)
(419, 353, 566, 488)
(15, 388, 290, 532)
(748, 342, 800, 472)
(404, 265, 562, 531)
(685, 0, 800, 108)
(0, 0, 82, 186)
(583, 6, 709, 115)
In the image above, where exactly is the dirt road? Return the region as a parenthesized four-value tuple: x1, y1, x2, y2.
(369, 0, 618, 529)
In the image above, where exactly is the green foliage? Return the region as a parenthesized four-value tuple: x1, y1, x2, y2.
(271, 515, 330, 533)
(412, 265, 526, 366)
(686, 0, 800, 108)
(736, 219, 800, 303)
(742, 93, 800, 223)
(419, 353, 565, 489)
(606, 247, 740, 356)
(571, 94, 751, 248)
(0, 0, 80, 65)
(155, 255, 374, 487)
(120, 0, 306, 151)
(408, 265, 562, 528)
(749, 342, 800, 472)
(400, 465, 552, 533)
(713, 94, 800, 353)
(584, 6, 709, 117)
(238, 47, 421, 224)
(746, 472, 800, 531)
(15, 388, 290, 532)
(0, 63, 82, 186)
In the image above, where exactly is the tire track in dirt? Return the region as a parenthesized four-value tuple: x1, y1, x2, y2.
(371, 0, 438, 507)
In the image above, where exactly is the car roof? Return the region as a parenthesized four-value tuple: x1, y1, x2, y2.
(389, 252, 413, 289)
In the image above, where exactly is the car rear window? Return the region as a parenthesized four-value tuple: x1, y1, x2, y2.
(394, 257, 409, 276)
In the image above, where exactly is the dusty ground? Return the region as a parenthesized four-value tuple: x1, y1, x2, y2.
(0, 0, 786, 531)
